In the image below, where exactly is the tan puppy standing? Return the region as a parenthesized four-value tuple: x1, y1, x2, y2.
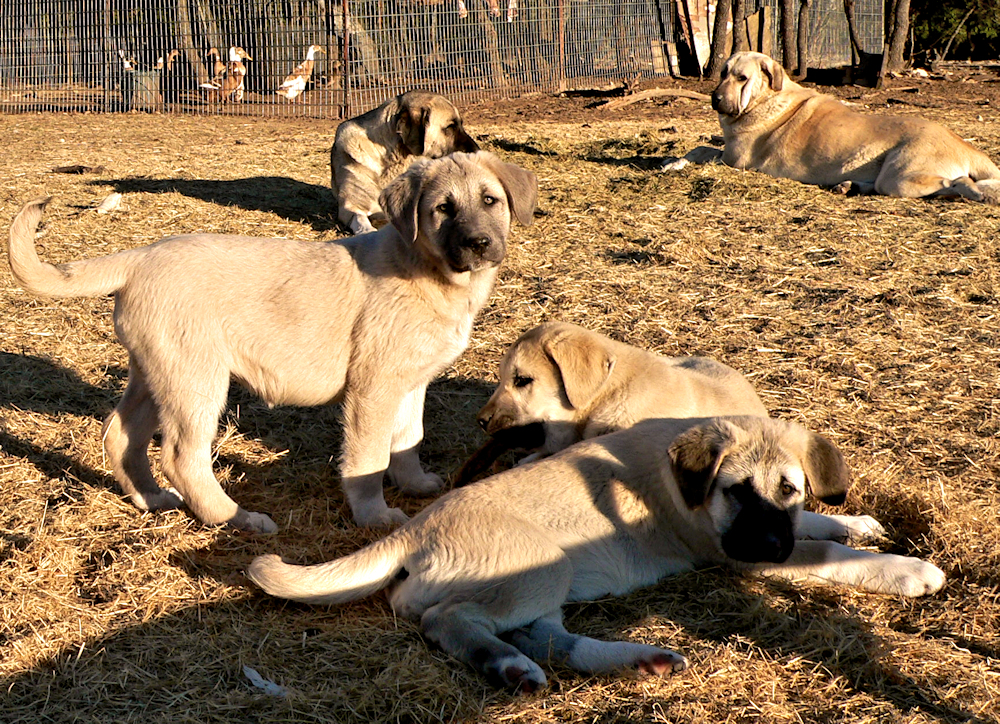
(671, 51, 1000, 203)
(8, 151, 537, 532)
(457, 322, 767, 481)
(332, 91, 480, 235)
(249, 415, 945, 692)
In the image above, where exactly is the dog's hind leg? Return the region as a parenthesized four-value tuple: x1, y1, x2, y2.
(102, 363, 181, 512)
(509, 611, 688, 676)
(387, 383, 443, 496)
(157, 370, 277, 534)
(422, 601, 549, 692)
(407, 533, 575, 692)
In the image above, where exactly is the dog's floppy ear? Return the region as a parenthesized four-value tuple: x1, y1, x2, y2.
(379, 160, 429, 243)
(397, 102, 428, 156)
(542, 328, 615, 410)
(479, 152, 538, 227)
(668, 420, 737, 509)
(801, 432, 851, 505)
(760, 55, 785, 91)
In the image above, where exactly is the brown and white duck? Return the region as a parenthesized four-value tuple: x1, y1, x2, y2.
(276, 44, 324, 101)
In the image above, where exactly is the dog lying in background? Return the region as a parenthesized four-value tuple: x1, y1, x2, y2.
(455, 321, 766, 484)
(249, 415, 945, 692)
(665, 51, 1000, 203)
(331, 91, 480, 234)
(8, 151, 537, 532)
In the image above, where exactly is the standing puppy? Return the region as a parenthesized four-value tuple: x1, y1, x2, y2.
(708, 52, 1000, 202)
(8, 152, 537, 532)
(332, 91, 480, 235)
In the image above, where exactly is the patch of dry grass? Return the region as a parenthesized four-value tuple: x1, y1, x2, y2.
(1, 89, 998, 723)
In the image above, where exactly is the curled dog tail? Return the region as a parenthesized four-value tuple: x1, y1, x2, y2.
(9, 196, 131, 298)
(247, 534, 411, 606)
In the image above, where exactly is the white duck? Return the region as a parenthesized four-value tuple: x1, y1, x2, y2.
(276, 44, 324, 101)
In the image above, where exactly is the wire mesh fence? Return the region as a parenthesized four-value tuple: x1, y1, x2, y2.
(0, 0, 675, 117)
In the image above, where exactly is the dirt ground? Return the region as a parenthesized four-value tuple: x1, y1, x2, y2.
(1, 70, 999, 723)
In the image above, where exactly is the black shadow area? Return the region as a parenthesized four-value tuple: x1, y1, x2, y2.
(92, 176, 339, 232)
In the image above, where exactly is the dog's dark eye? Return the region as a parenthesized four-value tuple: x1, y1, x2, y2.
(780, 480, 796, 497)
(720, 68, 729, 79)
(513, 375, 533, 388)
(483, 194, 498, 206)
(435, 200, 454, 216)
(735, 74, 748, 82)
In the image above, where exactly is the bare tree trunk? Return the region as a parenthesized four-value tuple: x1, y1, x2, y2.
(177, 0, 209, 84)
(780, 0, 795, 69)
(706, 0, 731, 78)
(885, 0, 910, 71)
(844, 0, 864, 60)
(796, 0, 809, 76)
(733, 0, 749, 53)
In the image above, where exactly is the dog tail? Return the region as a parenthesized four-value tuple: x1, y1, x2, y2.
(247, 534, 411, 606)
(9, 197, 130, 298)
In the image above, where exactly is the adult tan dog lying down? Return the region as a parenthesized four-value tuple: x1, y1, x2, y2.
(455, 321, 767, 484)
(249, 416, 945, 692)
(666, 51, 1000, 203)
(8, 151, 537, 532)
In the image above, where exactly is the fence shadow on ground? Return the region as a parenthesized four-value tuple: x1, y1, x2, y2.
(93, 176, 340, 232)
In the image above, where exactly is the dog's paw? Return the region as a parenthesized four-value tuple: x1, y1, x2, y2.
(396, 472, 444, 496)
(515, 452, 543, 466)
(131, 487, 184, 512)
(837, 515, 886, 544)
(661, 157, 690, 172)
(871, 555, 946, 597)
(486, 653, 547, 694)
(229, 509, 278, 535)
(831, 180, 853, 195)
(353, 504, 409, 528)
(633, 647, 689, 676)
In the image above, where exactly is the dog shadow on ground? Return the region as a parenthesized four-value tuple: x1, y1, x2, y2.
(2, 353, 981, 720)
(91, 176, 342, 233)
(0, 349, 496, 503)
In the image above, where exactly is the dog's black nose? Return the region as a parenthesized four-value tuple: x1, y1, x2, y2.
(463, 236, 491, 253)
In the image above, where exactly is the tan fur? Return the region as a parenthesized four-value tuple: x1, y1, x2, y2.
(477, 321, 767, 457)
(706, 52, 1000, 203)
(331, 91, 480, 235)
(249, 416, 944, 692)
(7, 151, 537, 532)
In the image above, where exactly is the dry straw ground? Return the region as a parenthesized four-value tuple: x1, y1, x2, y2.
(1, 75, 998, 723)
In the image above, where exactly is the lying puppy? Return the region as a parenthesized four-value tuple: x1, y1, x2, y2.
(8, 151, 537, 532)
(457, 321, 767, 482)
(332, 91, 480, 235)
(667, 52, 1000, 203)
(249, 415, 945, 692)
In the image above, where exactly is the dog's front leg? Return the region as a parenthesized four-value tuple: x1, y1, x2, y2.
(756, 540, 945, 597)
(340, 389, 409, 527)
(796, 510, 885, 545)
(387, 383, 444, 496)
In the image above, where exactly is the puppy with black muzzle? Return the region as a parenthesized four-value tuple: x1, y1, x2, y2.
(8, 151, 537, 532)
(332, 91, 480, 235)
(250, 415, 945, 692)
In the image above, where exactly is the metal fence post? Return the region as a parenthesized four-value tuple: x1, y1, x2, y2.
(558, 0, 565, 92)
(342, 0, 351, 119)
